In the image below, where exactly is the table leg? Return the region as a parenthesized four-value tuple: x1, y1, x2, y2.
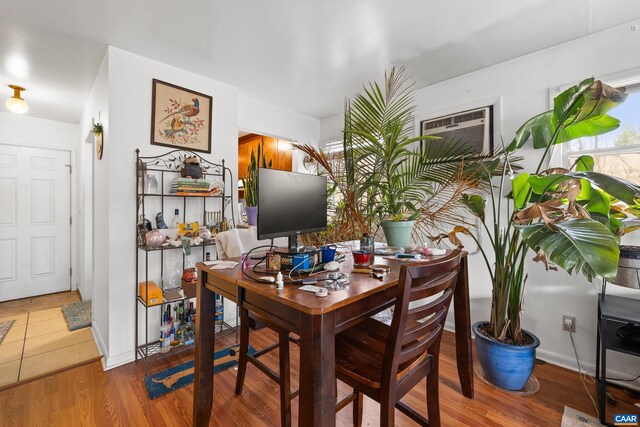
(453, 255, 474, 398)
(299, 312, 336, 427)
(193, 271, 216, 427)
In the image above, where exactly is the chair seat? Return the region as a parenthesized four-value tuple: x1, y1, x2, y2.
(335, 317, 431, 390)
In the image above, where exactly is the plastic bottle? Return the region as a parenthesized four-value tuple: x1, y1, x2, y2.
(160, 312, 171, 353)
(214, 295, 223, 332)
(171, 208, 182, 229)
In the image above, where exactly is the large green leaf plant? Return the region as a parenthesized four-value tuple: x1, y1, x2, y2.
(451, 78, 640, 344)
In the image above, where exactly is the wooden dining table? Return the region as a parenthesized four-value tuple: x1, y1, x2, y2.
(193, 250, 473, 427)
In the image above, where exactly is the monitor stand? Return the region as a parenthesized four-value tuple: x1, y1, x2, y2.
(272, 234, 315, 255)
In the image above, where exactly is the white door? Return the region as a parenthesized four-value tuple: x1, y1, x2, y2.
(0, 145, 71, 301)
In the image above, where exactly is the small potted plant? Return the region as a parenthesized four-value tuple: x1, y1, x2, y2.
(242, 141, 272, 226)
(447, 78, 640, 390)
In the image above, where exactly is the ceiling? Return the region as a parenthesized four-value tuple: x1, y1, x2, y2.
(2, 0, 640, 123)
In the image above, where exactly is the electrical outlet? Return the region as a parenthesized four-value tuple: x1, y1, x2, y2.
(563, 315, 576, 332)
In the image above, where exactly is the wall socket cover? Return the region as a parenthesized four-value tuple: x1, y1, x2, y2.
(563, 315, 576, 332)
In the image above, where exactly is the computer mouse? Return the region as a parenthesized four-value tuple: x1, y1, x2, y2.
(324, 261, 340, 271)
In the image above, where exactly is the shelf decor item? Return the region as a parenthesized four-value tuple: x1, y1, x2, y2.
(150, 79, 213, 153)
(93, 122, 104, 160)
(446, 78, 640, 391)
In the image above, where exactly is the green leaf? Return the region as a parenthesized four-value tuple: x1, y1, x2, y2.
(584, 187, 611, 217)
(551, 77, 595, 129)
(461, 194, 486, 222)
(568, 171, 640, 205)
(528, 174, 570, 195)
(518, 218, 620, 281)
(512, 173, 531, 210)
(556, 114, 621, 143)
(510, 79, 627, 151)
(461, 157, 500, 180)
(573, 155, 594, 172)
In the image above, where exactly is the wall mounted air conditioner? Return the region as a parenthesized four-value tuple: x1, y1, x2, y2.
(420, 106, 493, 156)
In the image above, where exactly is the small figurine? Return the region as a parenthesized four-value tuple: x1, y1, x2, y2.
(181, 156, 204, 179)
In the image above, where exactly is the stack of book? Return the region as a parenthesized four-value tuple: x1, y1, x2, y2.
(171, 178, 211, 196)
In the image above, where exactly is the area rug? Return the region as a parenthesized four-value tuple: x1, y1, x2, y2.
(61, 300, 92, 331)
(561, 406, 601, 426)
(144, 344, 256, 399)
(0, 320, 15, 345)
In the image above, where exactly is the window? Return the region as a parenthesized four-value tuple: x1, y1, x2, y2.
(563, 84, 640, 183)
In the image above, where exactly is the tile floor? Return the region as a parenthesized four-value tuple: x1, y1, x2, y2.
(0, 292, 101, 388)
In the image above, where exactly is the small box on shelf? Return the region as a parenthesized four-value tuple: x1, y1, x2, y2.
(182, 279, 197, 298)
(139, 281, 162, 306)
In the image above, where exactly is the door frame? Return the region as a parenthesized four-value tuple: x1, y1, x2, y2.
(0, 140, 78, 295)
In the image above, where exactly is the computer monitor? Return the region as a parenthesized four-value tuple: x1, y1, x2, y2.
(257, 168, 327, 253)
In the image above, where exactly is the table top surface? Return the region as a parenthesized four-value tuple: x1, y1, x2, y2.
(599, 294, 640, 324)
(197, 249, 464, 315)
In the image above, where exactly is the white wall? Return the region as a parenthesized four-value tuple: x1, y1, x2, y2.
(79, 53, 109, 354)
(92, 46, 320, 369)
(320, 21, 640, 385)
(0, 111, 81, 299)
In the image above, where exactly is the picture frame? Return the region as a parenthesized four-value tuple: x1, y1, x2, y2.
(419, 106, 493, 157)
(150, 79, 213, 153)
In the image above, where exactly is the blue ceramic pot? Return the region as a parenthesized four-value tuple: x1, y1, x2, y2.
(473, 321, 540, 391)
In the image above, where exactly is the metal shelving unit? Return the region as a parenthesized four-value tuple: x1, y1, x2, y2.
(135, 149, 236, 374)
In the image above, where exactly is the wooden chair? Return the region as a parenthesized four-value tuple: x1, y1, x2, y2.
(335, 250, 462, 427)
(235, 289, 299, 427)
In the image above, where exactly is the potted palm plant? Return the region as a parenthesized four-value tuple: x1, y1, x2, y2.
(242, 141, 272, 226)
(346, 67, 474, 247)
(447, 78, 640, 390)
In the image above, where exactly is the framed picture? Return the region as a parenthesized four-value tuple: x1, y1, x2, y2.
(419, 106, 493, 157)
(150, 79, 213, 153)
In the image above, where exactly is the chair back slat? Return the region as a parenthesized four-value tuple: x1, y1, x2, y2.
(382, 250, 462, 385)
(404, 287, 453, 327)
(402, 295, 452, 345)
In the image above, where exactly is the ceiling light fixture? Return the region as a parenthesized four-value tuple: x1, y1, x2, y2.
(6, 85, 28, 114)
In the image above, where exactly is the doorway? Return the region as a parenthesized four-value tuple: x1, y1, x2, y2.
(237, 131, 294, 202)
(0, 144, 72, 302)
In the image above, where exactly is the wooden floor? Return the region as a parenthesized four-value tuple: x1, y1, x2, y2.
(0, 291, 81, 317)
(0, 291, 100, 389)
(0, 327, 636, 426)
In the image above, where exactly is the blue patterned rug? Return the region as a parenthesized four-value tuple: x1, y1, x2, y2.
(144, 344, 256, 399)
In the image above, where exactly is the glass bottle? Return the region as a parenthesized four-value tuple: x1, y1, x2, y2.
(184, 316, 195, 346)
(145, 174, 159, 194)
(171, 209, 182, 229)
(360, 232, 375, 265)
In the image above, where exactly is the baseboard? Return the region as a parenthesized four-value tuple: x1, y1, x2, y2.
(536, 348, 640, 392)
(103, 351, 135, 371)
(91, 325, 107, 359)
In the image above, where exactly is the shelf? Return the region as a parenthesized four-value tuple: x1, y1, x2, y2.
(138, 193, 232, 199)
(137, 295, 195, 308)
(604, 319, 640, 357)
(137, 340, 195, 363)
(137, 242, 216, 252)
(136, 322, 236, 363)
